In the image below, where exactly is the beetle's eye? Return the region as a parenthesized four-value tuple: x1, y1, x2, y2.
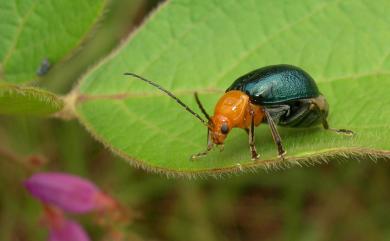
(220, 123, 229, 134)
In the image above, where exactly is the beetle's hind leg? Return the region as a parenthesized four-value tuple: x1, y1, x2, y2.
(321, 118, 354, 135)
(309, 97, 354, 136)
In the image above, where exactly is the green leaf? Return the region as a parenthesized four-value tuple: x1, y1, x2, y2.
(0, 0, 107, 83)
(74, 0, 390, 176)
(0, 83, 63, 116)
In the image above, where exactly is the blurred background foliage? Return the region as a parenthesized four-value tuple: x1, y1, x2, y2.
(1, 0, 390, 241)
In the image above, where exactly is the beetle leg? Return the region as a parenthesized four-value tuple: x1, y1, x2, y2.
(309, 102, 354, 136)
(263, 108, 287, 159)
(190, 129, 213, 160)
(244, 128, 249, 134)
(321, 117, 354, 135)
(248, 111, 260, 160)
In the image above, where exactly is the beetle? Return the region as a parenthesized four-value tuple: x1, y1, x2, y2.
(125, 64, 353, 160)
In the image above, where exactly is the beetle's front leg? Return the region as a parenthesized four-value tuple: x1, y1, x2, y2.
(248, 110, 260, 160)
(190, 129, 213, 160)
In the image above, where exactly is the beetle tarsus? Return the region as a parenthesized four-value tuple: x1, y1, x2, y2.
(321, 118, 354, 136)
(190, 143, 224, 160)
(218, 144, 224, 152)
(251, 151, 261, 161)
(190, 129, 214, 161)
(249, 139, 260, 160)
(330, 128, 354, 136)
(338, 129, 354, 135)
(236, 163, 243, 171)
(276, 141, 286, 159)
(278, 150, 287, 160)
(249, 141, 260, 160)
(190, 151, 208, 161)
(190, 144, 213, 161)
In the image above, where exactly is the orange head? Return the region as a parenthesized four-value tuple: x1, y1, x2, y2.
(207, 90, 264, 145)
(209, 114, 231, 144)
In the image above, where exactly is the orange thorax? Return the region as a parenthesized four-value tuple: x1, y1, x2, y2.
(213, 90, 264, 128)
(209, 91, 264, 144)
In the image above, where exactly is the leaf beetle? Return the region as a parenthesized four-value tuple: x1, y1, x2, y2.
(125, 64, 353, 160)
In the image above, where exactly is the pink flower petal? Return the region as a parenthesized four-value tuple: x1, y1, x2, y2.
(49, 219, 90, 241)
(24, 172, 100, 213)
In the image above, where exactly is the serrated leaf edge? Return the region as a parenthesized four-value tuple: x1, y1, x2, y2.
(74, 104, 390, 178)
(0, 83, 64, 116)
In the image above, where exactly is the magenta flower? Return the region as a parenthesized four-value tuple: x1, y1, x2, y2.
(24, 172, 113, 213)
(49, 219, 90, 241)
(42, 205, 90, 241)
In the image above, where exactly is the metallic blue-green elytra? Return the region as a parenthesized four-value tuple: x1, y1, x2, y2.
(227, 64, 328, 127)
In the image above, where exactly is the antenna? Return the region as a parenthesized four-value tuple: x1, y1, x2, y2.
(124, 73, 208, 126)
(194, 92, 211, 121)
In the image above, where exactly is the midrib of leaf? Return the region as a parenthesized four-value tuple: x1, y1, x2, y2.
(115, 101, 201, 148)
(76, 87, 223, 101)
(75, 71, 390, 101)
(1, 0, 39, 68)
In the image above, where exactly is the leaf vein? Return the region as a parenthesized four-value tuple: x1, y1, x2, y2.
(115, 101, 201, 148)
(1, 0, 39, 68)
(213, 0, 341, 86)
